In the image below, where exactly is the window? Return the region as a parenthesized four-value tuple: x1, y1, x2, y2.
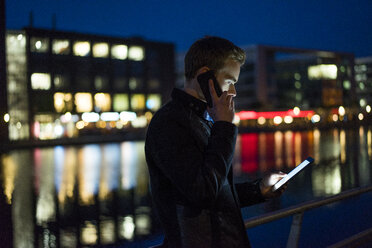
(73, 41, 90, 56)
(112, 44, 128, 60)
(54, 93, 73, 113)
(129, 77, 143, 90)
(128, 46, 144, 61)
(75, 93, 93, 112)
(76, 74, 91, 90)
(31, 73, 51, 90)
(30, 37, 49, 53)
(146, 94, 161, 111)
(93, 43, 109, 58)
(113, 77, 127, 90)
(308, 64, 337, 80)
(52, 40, 70, 55)
(94, 93, 111, 112)
(113, 94, 129, 111)
(54, 74, 70, 89)
(131, 94, 145, 110)
(94, 75, 109, 90)
(148, 79, 160, 89)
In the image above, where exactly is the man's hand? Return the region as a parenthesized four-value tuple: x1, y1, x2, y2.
(259, 172, 287, 198)
(207, 79, 235, 123)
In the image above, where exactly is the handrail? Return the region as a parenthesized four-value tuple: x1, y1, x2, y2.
(245, 185, 372, 229)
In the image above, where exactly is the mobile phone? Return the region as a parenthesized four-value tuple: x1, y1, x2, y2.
(197, 70, 223, 108)
(272, 157, 314, 192)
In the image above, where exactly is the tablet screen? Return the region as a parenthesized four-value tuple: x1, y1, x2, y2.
(272, 157, 314, 191)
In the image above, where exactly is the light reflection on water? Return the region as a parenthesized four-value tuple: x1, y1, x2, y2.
(1, 127, 372, 247)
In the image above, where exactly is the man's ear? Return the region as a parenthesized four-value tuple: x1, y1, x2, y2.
(195, 66, 210, 78)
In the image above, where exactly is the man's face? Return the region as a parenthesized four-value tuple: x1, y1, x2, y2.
(215, 58, 241, 97)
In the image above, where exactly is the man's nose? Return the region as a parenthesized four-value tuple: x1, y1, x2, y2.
(228, 84, 236, 97)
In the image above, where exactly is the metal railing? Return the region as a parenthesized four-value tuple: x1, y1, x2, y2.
(244, 185, 372, 248)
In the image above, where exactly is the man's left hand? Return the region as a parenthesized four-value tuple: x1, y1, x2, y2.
(259, 172, 287, 198)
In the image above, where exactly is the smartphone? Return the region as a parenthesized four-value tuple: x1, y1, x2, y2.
(272, 157, 314, 192)
(197, 70, 223, 108)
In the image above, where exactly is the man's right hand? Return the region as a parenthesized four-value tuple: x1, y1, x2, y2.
(207, 80, 235, 123)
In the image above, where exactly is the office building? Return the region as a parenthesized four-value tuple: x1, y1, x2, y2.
(236, 45, 356, 111)
(4, 28, 175, 141)
(355, 57, 372, 112)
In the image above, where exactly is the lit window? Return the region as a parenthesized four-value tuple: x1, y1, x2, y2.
(75, 93, 93, 112)
(131, 94, 145, 110)
(54, 92, 73, 113)
(112, 44, 128, 60)
(31, 73, 51, 90)
(113, 94, 129, 112)
(30, 37, 49, 53)
(128, 46, 144, 61)
(73, 41, 90, 56)
(308, 64, 337, 80)
(146, 94, 161, 111)
(94, 93, 111, 112)
(52, 40, 70, 54)
(343, 80, 351, 90)
(93, 43, 109, 58)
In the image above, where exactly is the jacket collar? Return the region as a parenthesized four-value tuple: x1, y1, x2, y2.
(171, 88, 207, 119)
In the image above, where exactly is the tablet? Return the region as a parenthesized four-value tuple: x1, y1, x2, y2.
(272, 157, 314, 191)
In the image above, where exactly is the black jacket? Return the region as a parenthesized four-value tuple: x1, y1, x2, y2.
(145, 88, 265, 248)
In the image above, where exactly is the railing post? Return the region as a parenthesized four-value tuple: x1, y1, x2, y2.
(286, 212, 304, 248)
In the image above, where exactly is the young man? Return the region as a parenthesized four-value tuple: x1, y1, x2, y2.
(145, 36, 286, 248)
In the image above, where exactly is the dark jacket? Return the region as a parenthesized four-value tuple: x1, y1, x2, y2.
(145, 88, 265, 248)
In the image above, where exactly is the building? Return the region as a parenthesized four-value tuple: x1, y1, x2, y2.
(236, 45, 356, 112)
(355, 57, 372, 112)
(4, 28, 175, 142)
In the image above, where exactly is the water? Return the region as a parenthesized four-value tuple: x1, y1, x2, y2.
(1, 126, 371, 247)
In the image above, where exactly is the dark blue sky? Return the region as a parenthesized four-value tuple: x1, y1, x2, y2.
(6, 0, 372, 57)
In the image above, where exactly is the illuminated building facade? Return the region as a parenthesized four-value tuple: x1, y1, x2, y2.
(4, 28, 175, 141)
(355, 57, 372, 112)
(236, 45, 356, 111)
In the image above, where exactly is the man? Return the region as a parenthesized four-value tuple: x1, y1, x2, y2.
(145, 36, 286, 248)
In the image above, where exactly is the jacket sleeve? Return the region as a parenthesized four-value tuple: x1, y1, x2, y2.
(145, 118, 237, 208)
(234, 180, 266, 207)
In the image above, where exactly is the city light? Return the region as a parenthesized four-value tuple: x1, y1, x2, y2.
(273, 116, 283, 125)
(128, 46, 144, 61)
(120, 111, 137, 122)
(73, 41, 90, 56)
(308, 64, 337, 80)
(4, 113, 10, 123)
(284, 116, 293, 124)
(131, 116, 147, 128)
(100, 112, 120, 122)
(236, 109, 314, 120)
(257, 117, 266, 125)
(92, 43, 109, 58)
(82, 112, 100, 123)
(293, 107, 300, 115)
(311, 114, 321, 123)
(358, 113, 364, 121)
(111, 44, 128, 60)
(338, 106, 345, 116)
(367, 105, 371, 113)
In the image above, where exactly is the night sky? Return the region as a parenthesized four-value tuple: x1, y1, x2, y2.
(5, 0, 372, 57)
